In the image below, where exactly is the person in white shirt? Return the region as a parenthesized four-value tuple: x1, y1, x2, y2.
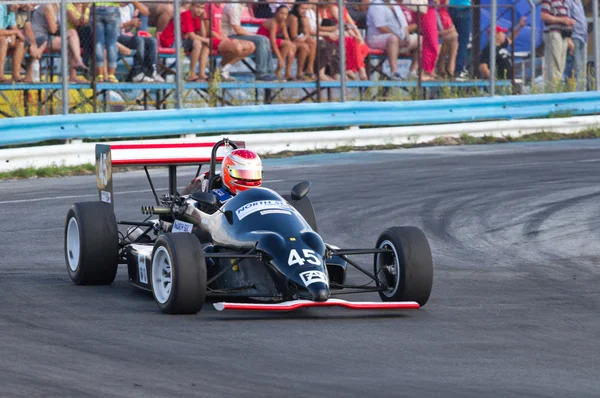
(118, 1, 164, 82)
(366, 0, 419, 80)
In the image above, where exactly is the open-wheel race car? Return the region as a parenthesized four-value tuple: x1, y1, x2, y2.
(64, 139, 433, 314)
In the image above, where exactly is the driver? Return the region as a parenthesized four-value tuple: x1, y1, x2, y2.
(182, 148, 263, 204)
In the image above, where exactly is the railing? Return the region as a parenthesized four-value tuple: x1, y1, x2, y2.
(2, 91, 600, 147)
(0, 0, 596, 118)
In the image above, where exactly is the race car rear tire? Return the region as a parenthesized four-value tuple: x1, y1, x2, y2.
(373, 227, 433, 306)
(151, 233, 207, 314)
(64, 202, 119, 285)
(283, 194, 318, 232)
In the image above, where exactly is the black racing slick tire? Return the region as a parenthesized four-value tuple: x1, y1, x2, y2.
(373, 227, 433, 306)
(64, 202, 119, 285)
(283, 194, 318, 232)
(151, 233, 207, 314)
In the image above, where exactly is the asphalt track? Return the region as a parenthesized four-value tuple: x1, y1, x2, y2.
(1, 140, 600, 397)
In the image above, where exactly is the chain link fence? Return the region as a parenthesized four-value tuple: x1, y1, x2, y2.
(0, 0, 597, 117)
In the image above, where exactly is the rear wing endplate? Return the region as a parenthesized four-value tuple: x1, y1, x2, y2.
(95, 141, 245, 207)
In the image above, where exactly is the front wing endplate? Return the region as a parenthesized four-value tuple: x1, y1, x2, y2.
(213, 299, 420, 311)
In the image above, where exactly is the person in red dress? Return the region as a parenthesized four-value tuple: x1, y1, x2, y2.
(436, 0, 458, 79)
(257, 6, 297, 80)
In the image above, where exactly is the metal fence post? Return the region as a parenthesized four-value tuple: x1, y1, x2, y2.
(489, 0, 496, 96)
(60, 0, 69, 114)
(527, 0, 536, 84)
(174, 0, 183, 108)
(593, 0, 600, 90)
(337, 0, 346, 102)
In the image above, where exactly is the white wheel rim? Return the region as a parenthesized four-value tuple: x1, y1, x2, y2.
(376, 239, 401, 298)
(152, 246, 172, 305)
(66, 217, 80, 272)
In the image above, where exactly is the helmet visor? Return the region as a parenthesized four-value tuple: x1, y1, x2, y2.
(228, 167, 262, 181)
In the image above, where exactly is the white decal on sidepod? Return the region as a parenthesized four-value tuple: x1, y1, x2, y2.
(100, 190, 111, 204)
(172, 220, 193, 233)
(235, 200, 290, 220)
(299, 270, 328, 287)
(138, 253, 148, 284)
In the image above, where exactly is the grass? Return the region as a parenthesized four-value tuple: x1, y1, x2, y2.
(4, 128, 600, 180)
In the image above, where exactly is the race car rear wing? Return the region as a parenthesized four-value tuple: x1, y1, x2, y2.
(95, 141, 245, 207)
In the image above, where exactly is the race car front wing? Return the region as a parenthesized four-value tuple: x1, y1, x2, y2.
(213, 298, 420, 312)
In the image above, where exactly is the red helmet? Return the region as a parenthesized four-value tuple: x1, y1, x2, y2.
(221, 149, 263, 194)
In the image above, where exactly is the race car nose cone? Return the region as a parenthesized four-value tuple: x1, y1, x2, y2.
(310, 286, 330, 302)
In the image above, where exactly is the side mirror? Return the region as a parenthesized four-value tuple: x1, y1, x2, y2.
(291, 181, 311, 201)
(191, 191, 218, 208)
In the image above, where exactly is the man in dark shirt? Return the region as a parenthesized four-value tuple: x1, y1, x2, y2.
(479, 16, 526, 80)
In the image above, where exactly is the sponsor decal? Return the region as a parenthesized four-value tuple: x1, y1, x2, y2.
(260, 209, 291, 216)
(172, 220, 193, 233)
(138, 254, 148, 284)
(212, 188, 232, 203)
(98, 153, 108, 187)
(235, 200, 290, 220)
(299, 270, 328, 287)
(100, 190, 111, 204)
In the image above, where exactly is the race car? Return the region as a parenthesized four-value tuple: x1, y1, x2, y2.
(63, 139, 433, 314)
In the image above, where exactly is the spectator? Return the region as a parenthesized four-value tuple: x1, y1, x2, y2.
(288, 0, 318, 80)
(147, 2, 174, 33)
(204, 1, 255, 81)
(366, 0, 419, 80)
(30, 4, 88, 81)
(319, 0, 369, 80)
(257, 6, 297, 80)
(540, 0, 574, 86)
(221, 2, 276, 81)
(118, 2, 164, 83)
(436, 0, 457, 79)
(448, 0, 471, 80)
(305, 0, 341, 81)
(419, 0, 439, 80)
(93, 2, 121, 83)
(564, 0, 587, 90)
(479, 17, 526, 80)
(160, 1, 210, 82)
(346, 0, 370, 29)
(17, 4, 46, 83)
(0, 4, 25, 83)
(66, 3, 90, 82)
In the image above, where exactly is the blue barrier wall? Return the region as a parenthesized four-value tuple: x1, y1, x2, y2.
(1, 92, 599, 147)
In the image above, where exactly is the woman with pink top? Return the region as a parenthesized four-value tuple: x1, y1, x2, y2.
(419, 0, 439, 80)
(436, 0, 458, 78)
(257, 6, 297, 80)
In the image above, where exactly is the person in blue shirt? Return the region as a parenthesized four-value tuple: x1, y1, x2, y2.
(0, 4, 25, 83)
(448, 0, 471, 80)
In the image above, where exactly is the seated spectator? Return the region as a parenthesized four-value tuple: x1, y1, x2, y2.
(16, 4, 46, 83)
(118, 2, 164, 82)
(204, 1, 255, 81)
(346, 0, 370, 29)
(288, 0, 318, 80)
(436, 0, 458, 79)
(147, 1, 174, 32)
(257, 6, 297, 80)
(305, 0, 341, 81)
(366, 0, 419, 80)
(479, 16, 526, 80)
(221, 2, 276, 81)
(160, 1, 210, 82)
(0, 4, 25, 83)
(66, 3, 90, 82)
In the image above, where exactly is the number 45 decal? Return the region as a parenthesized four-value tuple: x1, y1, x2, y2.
(288, 249, 321, 266)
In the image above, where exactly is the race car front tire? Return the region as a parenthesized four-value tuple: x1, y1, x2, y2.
(373, 226, 433, 306)
(64, 202, 119, 285)
(151, 233, 207, 314)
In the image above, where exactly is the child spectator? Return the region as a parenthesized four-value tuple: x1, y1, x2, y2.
(288, 0, 318, 80)
(0, 4, 25, 83)
(479, 17, 527, 80)
(160, 1, 210, 82)
(257, 6, 297, 80)
(118, 2, 164, 83)
(204, 1, 255, 81)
